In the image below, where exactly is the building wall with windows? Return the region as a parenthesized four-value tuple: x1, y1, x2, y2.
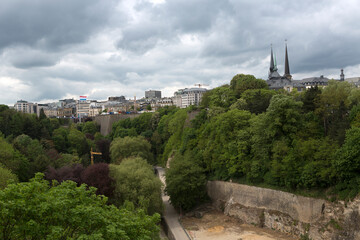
(76, 100, 90, 118)
(14, 100, 36, 114)
(173, 88, 207, 108)
(145, 90, 161, 99)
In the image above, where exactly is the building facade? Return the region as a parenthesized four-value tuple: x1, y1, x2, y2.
(76, 100, 90, 118)
(14, 100, 36, 114)
(145, 90, 161, 99)
(172, 88, 207, 108)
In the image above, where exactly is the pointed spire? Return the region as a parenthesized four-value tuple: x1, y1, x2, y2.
(274, 52, 278, 71)
(284, 40, 292, 80)
(270, 44, 275, 72)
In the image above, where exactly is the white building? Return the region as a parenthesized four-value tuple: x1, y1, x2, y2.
(14, 100, 36, 114)
(172, 88, 207, 108)
(76, 100, 90, 118)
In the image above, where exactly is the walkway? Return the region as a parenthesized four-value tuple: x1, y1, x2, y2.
(156, 167, 191, 240)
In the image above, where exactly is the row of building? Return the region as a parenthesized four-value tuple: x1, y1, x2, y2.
(14, 88, 208, 118)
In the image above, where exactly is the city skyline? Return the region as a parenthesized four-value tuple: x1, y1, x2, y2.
(1, 0, 360, 105)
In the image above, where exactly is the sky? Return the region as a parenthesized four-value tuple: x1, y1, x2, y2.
(1, 0, 360, 105)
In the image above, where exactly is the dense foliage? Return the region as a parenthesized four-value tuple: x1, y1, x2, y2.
(110, 136, 153, 164)
(0, 165, 18, 189)
(0, 173, 160, 240)
(165, 153, 207, 211)
(109, 157, 163, 215)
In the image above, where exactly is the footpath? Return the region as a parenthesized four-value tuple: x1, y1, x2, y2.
(156, 167, 191, 240)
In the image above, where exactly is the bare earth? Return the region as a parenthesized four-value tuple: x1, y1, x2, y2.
(181, 207, 298, 240)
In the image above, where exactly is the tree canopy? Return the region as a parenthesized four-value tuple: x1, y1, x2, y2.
(110, 136, 153, 164)
(0, 173, 160, 240)
(109, 157, 163, 215)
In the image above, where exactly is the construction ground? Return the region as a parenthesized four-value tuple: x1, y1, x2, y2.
(180, 205, 298, 240)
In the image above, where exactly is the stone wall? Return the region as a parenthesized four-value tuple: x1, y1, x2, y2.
(95, 114, 139, 136)
(207, 181, 360, 240)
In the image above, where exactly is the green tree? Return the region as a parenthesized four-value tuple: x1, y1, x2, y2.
(131, 112, 153, 134)
(335, 127, 360, 180)
(0, 165, 18, 189)
(231, 89, 276, 114)
(0, 104, 9, 112)
(165, 154, 207, 211)
(161, 109, 188, 164)
(0, 136, 30, 182)
(197, 109, 252, 179)
(51, 153, 80, 169)
(82, 121, 98, 135)
(316, 80, 352, 143)
(109, 157, 163, 215)
(52, 127, 69, 153)
(204, 85, 236, 109)
(23, 114, 42, 139)
(0, 173, 160, 240)
(49, 118, 60, 130)
(302, 86, 321, 113)
(39, 108, 47, 120)
(110, 136, 153, 164)
(113, 127, 138, 138)
(230, 74, 268, 98)
(13, 134, 50, 175)
(265, 94, 303, 141)
(68, 128, 89, 156)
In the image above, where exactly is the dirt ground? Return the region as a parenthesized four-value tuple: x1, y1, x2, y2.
(181, 206, 298, 240)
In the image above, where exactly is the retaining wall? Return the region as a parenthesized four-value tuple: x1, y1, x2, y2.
(95, 114, 139, 136)
(207, 181, 360, 240)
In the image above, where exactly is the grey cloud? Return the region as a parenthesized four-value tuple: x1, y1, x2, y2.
(116, 0, 233, 53)
(0, 0, 117, 51)
(2, 0, 360, 105)
(3, 47, 60, 69)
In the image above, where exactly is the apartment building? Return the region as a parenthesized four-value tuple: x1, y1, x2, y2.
(172, 88, 207, 108)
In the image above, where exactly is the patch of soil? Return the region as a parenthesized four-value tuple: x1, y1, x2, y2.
(181, 206, 297, 240)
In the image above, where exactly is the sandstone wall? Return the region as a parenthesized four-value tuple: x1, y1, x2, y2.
(207, 181, 360, 240)
(95, 114, 139, 136)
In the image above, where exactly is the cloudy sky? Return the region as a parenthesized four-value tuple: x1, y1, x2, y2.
(1, 0, 360, 105)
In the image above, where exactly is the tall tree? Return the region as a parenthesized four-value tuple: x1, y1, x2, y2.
(165, 154, 207, 211)
(109, 157, 163, 215)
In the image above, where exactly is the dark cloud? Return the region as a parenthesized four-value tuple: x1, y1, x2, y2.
(0, 0, 117, 51)
(3, 47, 60, 69)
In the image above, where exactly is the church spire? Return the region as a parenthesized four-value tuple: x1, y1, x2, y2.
(284, 40, 292, 80)
(274, 52, 278, 71)
(270, 44, 275, 72)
